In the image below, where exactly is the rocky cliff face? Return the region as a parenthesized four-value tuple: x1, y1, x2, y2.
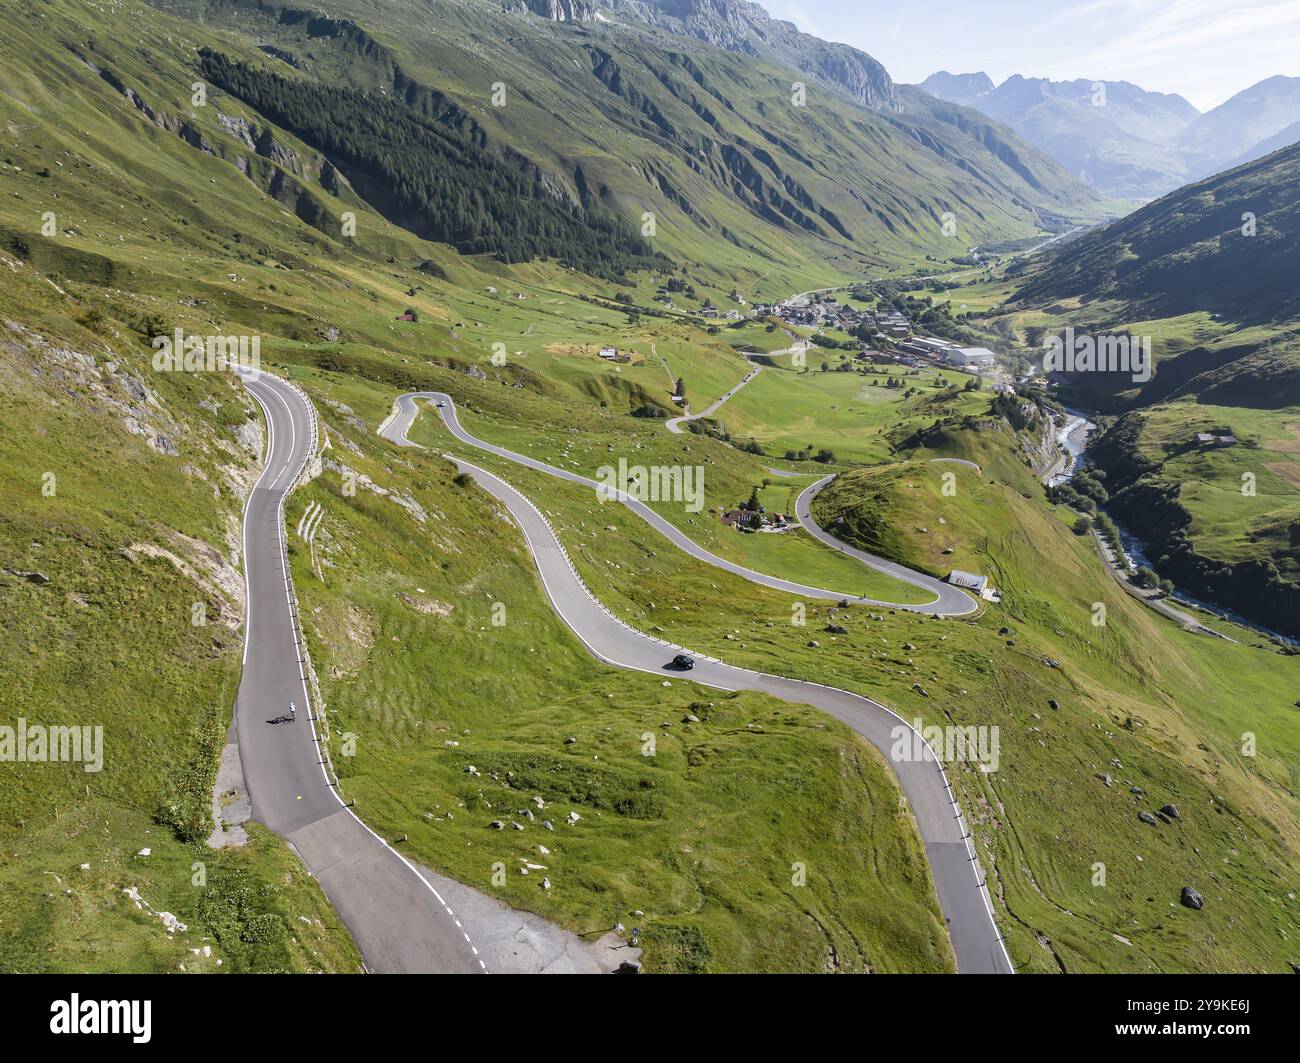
(622, 0, 898, 110)
(797, 41, 897, 111)
(501, 0, 898, 111)
(501, 0, 599, 20)
(496, 0, 598, 19)
(641, 0, 761, 53)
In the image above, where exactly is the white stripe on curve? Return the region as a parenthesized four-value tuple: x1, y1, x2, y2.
(240, 373, 487, 972)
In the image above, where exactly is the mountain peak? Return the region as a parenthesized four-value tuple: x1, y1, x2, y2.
(603, 0, 898, 109)
(919, 71, 995, 106)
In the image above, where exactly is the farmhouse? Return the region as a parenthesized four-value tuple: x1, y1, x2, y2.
(721, 508, 759, 530)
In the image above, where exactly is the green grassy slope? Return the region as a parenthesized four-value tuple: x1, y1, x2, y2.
(1007, 139, 1300, 413)
(807, 447, 1300, 972)
(1013, 135, 1300, 320)
(715, 354, 992, 465)
(497, 409, 1300, 973)
(2, 0, 1295, 977)
(0, 252, 360, 972)
(151, 0, 1102, 293)
(0, 0, 959, 971)
(272, 364, 955, 972)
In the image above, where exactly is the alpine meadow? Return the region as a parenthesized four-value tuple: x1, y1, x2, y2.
(1, 0, 1298, 1033)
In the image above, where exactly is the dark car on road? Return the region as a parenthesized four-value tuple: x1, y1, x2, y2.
(670, 654, 695, 670)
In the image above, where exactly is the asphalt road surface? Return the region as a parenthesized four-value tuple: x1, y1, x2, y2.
(385, 391, 973, 615)
(237, 372, 485, 973)
(665, 361, 763, 434)
(380, 392, 1013, 974)
(794, 477, 979, 617)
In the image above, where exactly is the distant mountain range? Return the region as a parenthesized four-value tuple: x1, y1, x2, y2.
(1010, 138, 1300, 410)
(920, 70, 1300, 200)
(1178, 76, 1300, 177)
(126, 0, 1104, 286)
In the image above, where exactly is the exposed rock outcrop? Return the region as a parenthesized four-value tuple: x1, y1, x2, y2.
(603, 0, 898, 111)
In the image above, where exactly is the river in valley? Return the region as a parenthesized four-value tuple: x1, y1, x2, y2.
(1051, 408, 1295, 644)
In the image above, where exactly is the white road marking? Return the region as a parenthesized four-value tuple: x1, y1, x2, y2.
(239, 373, 488, 973)
(387, 393, 1013, 975)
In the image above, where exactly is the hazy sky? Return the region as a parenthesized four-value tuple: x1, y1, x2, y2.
(762, 0, 1300, 111)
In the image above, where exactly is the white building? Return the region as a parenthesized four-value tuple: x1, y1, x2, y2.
(907, 337, 956, 356)
(945, 347, 996, 368)
(947, 569, 989, 593)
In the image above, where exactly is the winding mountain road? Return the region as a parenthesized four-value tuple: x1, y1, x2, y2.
(384, 392, 974, 616)
(794, 477, 979, 616)
(236, 371, 485, 974)
(379, 392, 1012, 974)
(665, 360, 764, 434)
(653, 356, 977, 618)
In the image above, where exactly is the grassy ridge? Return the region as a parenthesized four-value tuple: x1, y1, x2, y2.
(0, 258, 360, 972)
(1, 0, 1294, 977)
(415, 405, 1300, 972)
(1086, 402, 1300, 638)
(279, 366, 954, 973)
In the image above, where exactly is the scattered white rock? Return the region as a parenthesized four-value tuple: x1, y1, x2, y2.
(122, 886, 187, 934)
